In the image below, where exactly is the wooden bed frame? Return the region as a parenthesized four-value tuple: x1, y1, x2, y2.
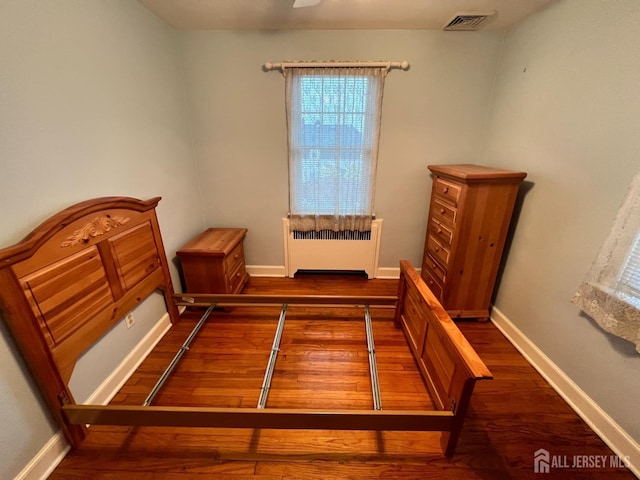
(0, 197, 492, 456)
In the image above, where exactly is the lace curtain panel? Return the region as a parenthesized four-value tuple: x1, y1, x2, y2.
(572, 172, 640, 353)
(284, 66, 387, 232)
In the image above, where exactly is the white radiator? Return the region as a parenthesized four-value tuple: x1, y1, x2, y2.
(282, 218, 383, 278)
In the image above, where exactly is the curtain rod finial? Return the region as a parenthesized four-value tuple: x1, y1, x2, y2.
(400, 61, 410, 70)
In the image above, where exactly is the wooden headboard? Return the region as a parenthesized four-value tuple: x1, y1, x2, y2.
(0, 197, 179, 445)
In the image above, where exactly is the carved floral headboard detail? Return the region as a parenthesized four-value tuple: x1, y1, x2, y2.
(60, 215, 130, 247)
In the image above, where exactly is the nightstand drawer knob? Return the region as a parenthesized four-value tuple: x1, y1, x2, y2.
(443, 187, 449, 193)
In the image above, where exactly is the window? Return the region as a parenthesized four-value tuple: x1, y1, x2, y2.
(616, 233, 640, 309)
(285, 67, 387, 232)
(572, 172, 640, 352)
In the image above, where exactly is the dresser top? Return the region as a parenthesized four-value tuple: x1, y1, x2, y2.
(176, 228, 247, 257)
(428, 164, 527, 182)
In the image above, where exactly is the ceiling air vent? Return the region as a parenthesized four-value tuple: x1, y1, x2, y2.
(443, 12, 494, 31)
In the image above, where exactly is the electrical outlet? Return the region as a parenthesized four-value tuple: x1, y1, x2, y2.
(125, 313, 135, 329)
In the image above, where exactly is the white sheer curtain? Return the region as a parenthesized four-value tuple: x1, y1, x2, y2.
(284, 66, 387, 232)
(572, 172, 640, 352)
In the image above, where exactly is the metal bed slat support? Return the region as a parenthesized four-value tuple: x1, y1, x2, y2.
(258, 304, 288, 409)
(143, 304, 216, 407)
(364, 305, 382, 411)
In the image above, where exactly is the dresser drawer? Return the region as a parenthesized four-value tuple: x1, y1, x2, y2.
(429, 218, 453, 247)
(423, 253, 446, 283)
(426, 234, 450, 267)
(431, 198, 457, 226)
(421, 268, 444, 301)
(433, 177, 462, 206)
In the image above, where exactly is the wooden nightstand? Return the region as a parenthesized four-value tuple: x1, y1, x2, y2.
(177, 228, 249, 294)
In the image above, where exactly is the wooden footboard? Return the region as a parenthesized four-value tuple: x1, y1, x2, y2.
(394, 260, 493, 455)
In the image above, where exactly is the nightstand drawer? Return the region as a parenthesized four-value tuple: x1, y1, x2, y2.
(228, 258, 247, 294)
(224, 242, 245, 273)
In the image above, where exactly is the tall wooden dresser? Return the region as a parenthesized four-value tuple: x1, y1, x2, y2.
(421, 164, 527, 320)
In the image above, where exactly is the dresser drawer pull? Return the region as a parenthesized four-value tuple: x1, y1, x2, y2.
(443, 187, 449, 193)
(440, 208, 446, 214)
(434, 246, 440, 252)
(234, 254, 239, 259)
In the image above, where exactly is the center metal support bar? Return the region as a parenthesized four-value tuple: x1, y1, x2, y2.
(258, 304, 288, 409)
(364, 305, 382, 411)
(143, 304, 216, 407)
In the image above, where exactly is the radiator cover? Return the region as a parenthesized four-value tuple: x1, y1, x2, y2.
(282, 218, 383, 278)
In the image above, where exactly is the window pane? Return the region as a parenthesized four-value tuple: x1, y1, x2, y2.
(617, 233, 640, 308)
(290, 73, 377, 217)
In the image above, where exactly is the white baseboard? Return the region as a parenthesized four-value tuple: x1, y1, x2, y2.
(245, 265, 286, 277)
(17, 314, 172, 480)
(375, 267, 401, 279)
(14, 430, 70, 480)
(246, 265, 406, 279)
(85, 312, 172, 405)
(491, 306, 640, 478)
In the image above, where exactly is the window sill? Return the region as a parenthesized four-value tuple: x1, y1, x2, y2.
(572, 282, 640, 353)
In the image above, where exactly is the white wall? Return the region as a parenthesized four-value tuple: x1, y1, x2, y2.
(481, 0, 640, 441)
(179, 30, 504, 269)
(0, 1, 203, 477)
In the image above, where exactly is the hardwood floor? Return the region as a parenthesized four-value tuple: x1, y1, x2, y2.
(50, 275, 636, 479)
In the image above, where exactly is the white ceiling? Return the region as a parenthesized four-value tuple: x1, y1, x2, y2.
(137, 0, 555, 31)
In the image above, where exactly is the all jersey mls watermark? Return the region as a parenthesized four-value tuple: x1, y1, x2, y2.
(534, 449, 630, 473)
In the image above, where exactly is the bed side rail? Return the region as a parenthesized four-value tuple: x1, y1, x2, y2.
(173, 293, 397, 308)
(63, 404, 454, 432)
